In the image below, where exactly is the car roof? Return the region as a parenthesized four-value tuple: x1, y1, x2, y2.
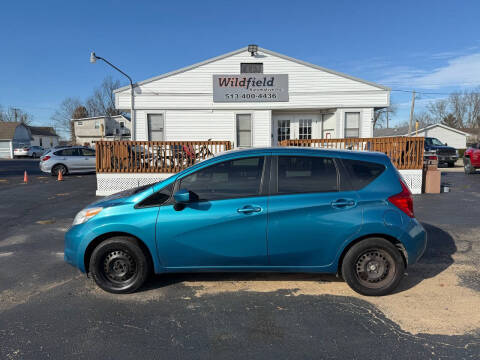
(213, 147, 389, 161)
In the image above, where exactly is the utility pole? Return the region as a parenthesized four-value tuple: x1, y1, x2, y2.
(12, 108, 19, 122)
(408, 90, 416, 135)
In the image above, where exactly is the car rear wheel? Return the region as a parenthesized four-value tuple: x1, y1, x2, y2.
(31, 152, 37, 158)
(341, 238, 405, 296)
(89, 237, 150, 294)
(464, 158, 475, 174)
(51, 164, 67, 176)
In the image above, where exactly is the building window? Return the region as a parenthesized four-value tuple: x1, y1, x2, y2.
(299, 119, 312, 140)
(345, 112, 360, 138)
(115, 128, 119, 135)
(277, 120, 290, 142)
(77, 121, 83, 126)
(240, 63, 263, 73)
(147, 114, 165, 141)
(236, 114, 252, 147)
(120, 121, 124, 128)
(95, 121, 100, 129)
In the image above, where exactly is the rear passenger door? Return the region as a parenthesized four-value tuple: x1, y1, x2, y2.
(55, 148, 83, 171)
(267, 155, 363, 268)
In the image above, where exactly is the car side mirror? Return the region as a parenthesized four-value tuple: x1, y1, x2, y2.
(174, 189, 190, 203)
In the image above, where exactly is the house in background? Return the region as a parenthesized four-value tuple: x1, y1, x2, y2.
(374, 123, 471, 149)
(73, 115, 131, 146)
(0, 122, 32, 158)
(28, 126, 59, 148)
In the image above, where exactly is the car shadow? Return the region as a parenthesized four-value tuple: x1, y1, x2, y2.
(139, 222, 456, 295)
(392, 222, 456, 293)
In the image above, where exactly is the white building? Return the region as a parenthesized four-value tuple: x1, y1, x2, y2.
(114, 46, 390, 146)
(0, 122, 31, 159)
(28, 126, 59, 149)
(73, 115, 131, 146)
(374, 123, 471, 149)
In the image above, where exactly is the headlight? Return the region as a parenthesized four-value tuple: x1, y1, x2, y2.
(72, 207, 103, 226)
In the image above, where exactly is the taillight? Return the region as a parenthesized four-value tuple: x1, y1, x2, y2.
(426, 155, 437, 160)
(388, 180, 414, 217)
(41, 156, 50, 161)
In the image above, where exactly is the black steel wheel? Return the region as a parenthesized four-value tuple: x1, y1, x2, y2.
(464, 158, 475, 174)
(51, 164, 67, 177)
(341, 238, 405, 296)
(89, 237, 150, 294)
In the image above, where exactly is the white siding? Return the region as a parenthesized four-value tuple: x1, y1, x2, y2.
(416, 126, 467, 149)
(117, 50, 388, 110)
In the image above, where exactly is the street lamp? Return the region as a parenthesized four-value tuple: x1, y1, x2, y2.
(90, 52, 135, 140)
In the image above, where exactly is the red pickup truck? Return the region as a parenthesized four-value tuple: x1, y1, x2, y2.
(464, 143, 480, 174)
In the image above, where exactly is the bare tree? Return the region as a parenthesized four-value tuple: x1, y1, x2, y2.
(426, 99, 448, 123)
(51, 98, 84, 141)
(85, 76, 123, 117)
(0, 106, 33, 124)
(374, 103, 397, 128)
(413, 111, 433, 128)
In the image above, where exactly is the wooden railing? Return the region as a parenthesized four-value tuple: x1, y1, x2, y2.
(96, 140, 232, 173)
(279, 137, 424, 169)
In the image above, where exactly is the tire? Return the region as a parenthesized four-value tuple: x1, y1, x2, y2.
(341, 238, 405, 296)
(31, 153, 37, 158)
(464, 158, 475, 174)
(447, 161, 455, 168)
(51, 164, 67, 177)
(89, 237, 150, 294)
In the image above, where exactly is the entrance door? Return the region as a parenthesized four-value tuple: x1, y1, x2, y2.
(322, 113, 335, 139)
(273, 114, 321, 146)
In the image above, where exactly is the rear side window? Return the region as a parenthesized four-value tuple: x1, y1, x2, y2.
(277, 156, 338, 194)
(54, 148, 79, 156)
(81, 148, 95, 156)
(341, 159, 385, 190)
(180, 156, 265, 201)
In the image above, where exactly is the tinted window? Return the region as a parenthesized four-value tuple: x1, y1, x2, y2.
(240, 63, 263, 73)
(55, 148, 80, 156)
(81, 148, 95, 156)
(341, 159, 385, 190)
(138, 185, 172, 207)
(180, 157, 265, 201)
(277, 156, 338, 194)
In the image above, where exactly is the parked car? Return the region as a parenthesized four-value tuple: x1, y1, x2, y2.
(65, 148, 427, 296)
(39, 146, 96, 176)
(13, 145, 45, 158)
(464, 143, 480, 174)
(424, 137, 458, 167)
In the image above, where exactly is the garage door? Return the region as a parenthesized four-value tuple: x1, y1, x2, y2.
(0, 140, 12, 159)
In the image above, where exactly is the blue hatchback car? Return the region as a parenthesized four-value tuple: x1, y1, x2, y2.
(65, 147, 426, 296)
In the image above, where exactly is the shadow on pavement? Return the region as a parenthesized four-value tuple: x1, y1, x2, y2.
(393, 222, 456, 293)
(140, 222, 456, 295)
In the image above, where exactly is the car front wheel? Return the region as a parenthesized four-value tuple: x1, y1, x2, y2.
(341, 238, 405, 296)
(89, 237, 150, 294)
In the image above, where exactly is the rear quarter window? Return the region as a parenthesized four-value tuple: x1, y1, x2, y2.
(341, 159, 386, 190)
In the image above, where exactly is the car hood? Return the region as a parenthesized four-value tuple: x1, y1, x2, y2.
(427, 145, 455, 151)
(88, 184, 154, 208)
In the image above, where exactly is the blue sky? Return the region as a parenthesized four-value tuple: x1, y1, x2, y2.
(1, 0, 479, 131)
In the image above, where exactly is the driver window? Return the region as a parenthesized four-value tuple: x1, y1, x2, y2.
(179, 157, 265, 202)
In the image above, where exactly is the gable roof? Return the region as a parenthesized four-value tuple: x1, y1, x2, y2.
(0, 122, 23, 140)
(28, 126, 58, 137)
(72, 114, 130, 122)
(374, 123, 472, 138)
(114, 46, 390, 93)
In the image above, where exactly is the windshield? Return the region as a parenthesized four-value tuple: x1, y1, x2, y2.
(429, 138, 444, 146)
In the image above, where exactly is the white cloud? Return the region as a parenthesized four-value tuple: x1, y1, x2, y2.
(380, 53, 480, 89)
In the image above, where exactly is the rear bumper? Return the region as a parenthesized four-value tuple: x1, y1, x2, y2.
(401, 218, 427, 265)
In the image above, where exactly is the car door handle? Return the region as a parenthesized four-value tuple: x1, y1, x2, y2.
(331, 199, 356, 208)
(237, 205, 262, 214)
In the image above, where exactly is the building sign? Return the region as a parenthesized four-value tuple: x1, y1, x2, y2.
(213, 74, 289, 102)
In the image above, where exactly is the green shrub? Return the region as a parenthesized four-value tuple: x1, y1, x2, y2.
(458, 149, 466, 158)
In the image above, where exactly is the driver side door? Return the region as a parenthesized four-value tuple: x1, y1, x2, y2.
(155, 155, 270, 268)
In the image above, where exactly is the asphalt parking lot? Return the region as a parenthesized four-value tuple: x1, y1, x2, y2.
(0, 159, 479, 359)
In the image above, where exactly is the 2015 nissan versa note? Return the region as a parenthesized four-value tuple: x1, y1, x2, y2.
(65, 148, 427, 296)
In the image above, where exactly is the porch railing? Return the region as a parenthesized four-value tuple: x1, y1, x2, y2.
(279, 136, 424, 169)
(96, 140, 232, 173)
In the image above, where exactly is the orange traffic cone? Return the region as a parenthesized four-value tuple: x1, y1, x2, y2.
(57, 170, 64, 181)
(23, 170, 28, 183)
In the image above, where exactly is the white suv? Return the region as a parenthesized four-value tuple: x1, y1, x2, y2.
(39, 146, 96, 176)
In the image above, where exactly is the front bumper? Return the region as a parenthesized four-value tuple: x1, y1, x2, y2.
(437, 155, 457, 163)
(64, 223, 89, 272)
